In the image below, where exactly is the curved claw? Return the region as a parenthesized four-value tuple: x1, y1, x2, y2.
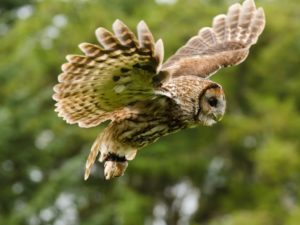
(104, 161, 128, 180)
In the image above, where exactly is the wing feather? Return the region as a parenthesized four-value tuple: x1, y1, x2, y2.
(137, 20, 155, 52)
(95, 27, 120, 50)
(112, 19, 139, 48)
(53, 20, 165, 128)
(162, 0, 265, 78)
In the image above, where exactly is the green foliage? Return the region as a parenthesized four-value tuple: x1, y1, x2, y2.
(1, 0, 300, 224)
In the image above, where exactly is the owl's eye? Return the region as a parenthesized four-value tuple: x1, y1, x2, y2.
(207, 97, 218, 107)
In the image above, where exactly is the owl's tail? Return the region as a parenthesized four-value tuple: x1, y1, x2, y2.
(84, 132, 102, 180)
(84, 127, 137, 180)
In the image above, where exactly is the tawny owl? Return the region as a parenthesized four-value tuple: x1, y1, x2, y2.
(53, 0, 265, 180)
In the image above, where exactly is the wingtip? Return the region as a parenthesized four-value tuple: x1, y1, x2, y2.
(138, 20, 146, 26)
(113, 19, 122, 25)
(155, 38, 163, 47)
(214, 14, 227, 21)
(228, 3, 241, 12)
(95, 27, 110, 47)
(95, 27, 105, 37)
(258, 7, 266, 23)
(137, 20, 149, 31)
(61, 62, 70, 72)
(155, 38, 164, 71)
(52, 92, 60, 101)
(112, 19, 126, 30)
(65, 54, 73, 62)
(78, 42, 88, 51)
(197, 26, 211, 36)
(257, 7, 265, 16)
(257, 7, 266, 32)
(243, 0, 256, 8)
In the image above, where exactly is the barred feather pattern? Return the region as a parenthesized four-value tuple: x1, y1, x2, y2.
(162, 0, 265, 78)
(53, 20, 164, 128)
(53, 0, 265, 180)
(84, 94, 187, 180)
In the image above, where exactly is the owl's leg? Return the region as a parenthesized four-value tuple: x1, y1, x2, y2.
(103, 153, 128, 180)
(101, 147, 137, 180)
(84, 125, 137, 180)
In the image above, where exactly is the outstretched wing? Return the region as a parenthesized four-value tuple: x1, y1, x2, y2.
(161, 0, 265, 78)
(53, 20, 165, 128)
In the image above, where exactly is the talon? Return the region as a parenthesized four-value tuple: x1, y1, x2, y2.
(101, 153, 129, 179)
(99, 152, 108, 162)
(104, 160, 128, 180)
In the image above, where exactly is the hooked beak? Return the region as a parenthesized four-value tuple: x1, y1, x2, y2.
(212, 112, 223, 122)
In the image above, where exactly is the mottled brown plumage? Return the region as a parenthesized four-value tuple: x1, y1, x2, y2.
(53, 0, 265, 179)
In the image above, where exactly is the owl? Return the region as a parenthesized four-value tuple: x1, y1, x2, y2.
(53, 0, 265, 180)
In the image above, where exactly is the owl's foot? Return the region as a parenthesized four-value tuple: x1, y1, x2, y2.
(103, 153, 128, 180)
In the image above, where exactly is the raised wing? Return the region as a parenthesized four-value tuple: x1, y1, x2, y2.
(161, 0, 265, 78)
(53, 20, 165, 128)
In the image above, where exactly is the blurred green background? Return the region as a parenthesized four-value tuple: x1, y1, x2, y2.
(1, 0, 300, 224)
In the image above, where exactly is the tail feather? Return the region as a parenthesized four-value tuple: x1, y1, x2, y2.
(84, 133, 102, 180)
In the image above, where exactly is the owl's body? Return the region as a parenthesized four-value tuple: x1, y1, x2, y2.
(106, 76, 222, 147)
(85, 76, 224, 179)
(53, 0, 265, 179)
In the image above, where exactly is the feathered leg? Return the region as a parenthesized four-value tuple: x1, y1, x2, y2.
(84, 124, 137, 180)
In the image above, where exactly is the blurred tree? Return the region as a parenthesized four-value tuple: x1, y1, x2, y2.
(0, 0, 300, 225)
(0, 0, 33, 11)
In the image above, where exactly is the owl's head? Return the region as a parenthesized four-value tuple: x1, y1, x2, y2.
(196, 82, 226, 126)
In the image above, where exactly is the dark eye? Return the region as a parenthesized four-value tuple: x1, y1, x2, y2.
(208, 97, 218, 107)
